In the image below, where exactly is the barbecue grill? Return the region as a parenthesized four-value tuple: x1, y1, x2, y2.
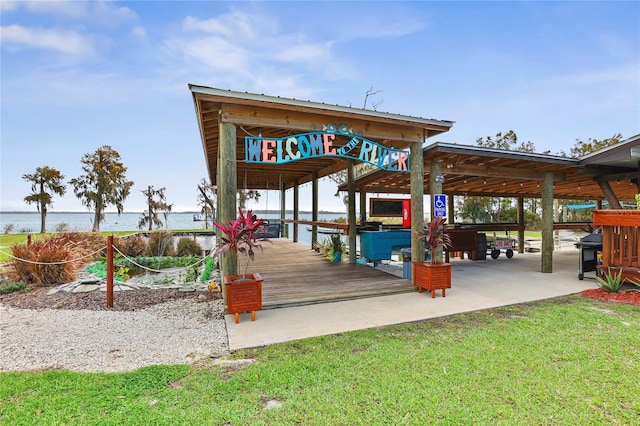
(574, 233, 602, 280)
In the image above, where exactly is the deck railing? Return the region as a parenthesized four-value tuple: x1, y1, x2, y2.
(593, 210, 640, 280)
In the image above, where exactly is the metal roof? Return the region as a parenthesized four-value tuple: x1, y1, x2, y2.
(190, 84, 454, 191)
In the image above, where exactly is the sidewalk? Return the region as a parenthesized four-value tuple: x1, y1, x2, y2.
(226, 248, 597, 350)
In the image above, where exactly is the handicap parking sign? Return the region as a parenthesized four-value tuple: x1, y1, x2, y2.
(434, 194, 447, 218)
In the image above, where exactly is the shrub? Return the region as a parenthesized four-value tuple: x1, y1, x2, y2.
(11, 241, 75, 285)
(595, 268, 624, 293)
(182, 265, 199, 283)
(131, 256, 198, 270)
(114, 234, 149, 257)
(3, 223, 14, 234)
(199, 257, 216, 282)
(176, 237, 203, 257)
(148, 232, 175, 257)
(0, 281, 27, 294)
(54, 222, 70, 233)
(9, 232, 105, 286)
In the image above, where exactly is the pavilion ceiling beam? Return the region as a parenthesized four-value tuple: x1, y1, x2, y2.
(349, 181, 613, 199)
(440, 163, 567, 182)
(593, 171, 640, 182)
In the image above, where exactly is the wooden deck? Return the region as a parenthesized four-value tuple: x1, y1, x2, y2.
(245, 239, 416, 309)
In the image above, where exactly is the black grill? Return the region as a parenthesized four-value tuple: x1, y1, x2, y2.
(574, 233, 602, 280)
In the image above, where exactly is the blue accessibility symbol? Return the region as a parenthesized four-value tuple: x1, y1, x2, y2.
(434, 194, 447, 218)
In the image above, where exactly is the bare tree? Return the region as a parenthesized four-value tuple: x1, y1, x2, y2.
(138, 186, 173, 230)
(363, 85, 384, 110)
(238, 190, 261, 209)
(23, 166, 66, 233)
(197, 178, 217, 228)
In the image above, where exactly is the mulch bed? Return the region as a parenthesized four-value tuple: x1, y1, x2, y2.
(579, 288, 640, 306)
(0, 286, 221, 312)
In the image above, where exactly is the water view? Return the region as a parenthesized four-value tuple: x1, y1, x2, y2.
(0, 211, 348, 247)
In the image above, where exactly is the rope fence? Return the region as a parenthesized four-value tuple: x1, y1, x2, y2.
(111, 245, 210, 274)
(1, 235, 216, 308)
(0, 246, 107, 265)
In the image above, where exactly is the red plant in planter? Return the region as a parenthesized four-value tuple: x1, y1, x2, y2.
(425, 217, 451, 264)
(212, 208, 270, 278)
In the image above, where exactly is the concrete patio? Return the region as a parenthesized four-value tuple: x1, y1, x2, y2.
(226, 247, 598, 350)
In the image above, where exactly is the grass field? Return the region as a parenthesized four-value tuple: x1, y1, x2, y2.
(1, 296, 638, 425)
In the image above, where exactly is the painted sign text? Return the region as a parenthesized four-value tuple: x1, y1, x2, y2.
(245, 132, 409, 172)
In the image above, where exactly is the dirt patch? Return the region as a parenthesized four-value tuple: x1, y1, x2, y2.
(579, 288, 640, 306)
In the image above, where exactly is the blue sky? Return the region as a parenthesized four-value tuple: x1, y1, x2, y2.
(1, 1, 638, 213)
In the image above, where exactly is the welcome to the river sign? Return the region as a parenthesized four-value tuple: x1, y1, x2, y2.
(245, 132, 410, 172)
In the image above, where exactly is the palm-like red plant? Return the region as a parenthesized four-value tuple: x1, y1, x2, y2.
(425, 217, 451, 264)
(212, 208, 270, 277)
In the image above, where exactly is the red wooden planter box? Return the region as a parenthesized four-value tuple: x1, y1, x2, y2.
(412, 262, 452, 298)
(224, 273, 263, 323)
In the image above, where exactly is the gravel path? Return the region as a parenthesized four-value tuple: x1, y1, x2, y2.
(0, 297, 230, 373)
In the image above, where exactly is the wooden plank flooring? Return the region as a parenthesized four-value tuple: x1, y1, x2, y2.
(245, 239, 417, 309)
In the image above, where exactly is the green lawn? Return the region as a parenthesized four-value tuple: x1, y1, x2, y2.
(1, 296, 638, 425)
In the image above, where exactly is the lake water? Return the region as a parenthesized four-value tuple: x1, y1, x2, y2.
(0, 211, 348, 247)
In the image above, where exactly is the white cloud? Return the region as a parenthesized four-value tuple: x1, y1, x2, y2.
(168, 11, 356, 94)
(0, 0, 18, 12)
(2, 0, 137, 25)
(0, 24, 93, 55)
(168, 35, 251, 72)
(90, 1, 137, 26)
(182, 12, 259, 39)
(131, 26, 147, 40)
(1, 0, 87, 17)
(275, 42, 331, 63)
(551, 63, 639, 87)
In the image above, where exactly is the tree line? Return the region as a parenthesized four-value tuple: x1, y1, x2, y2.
(456, 131, 623, 226)
(23, 133, 623, 234)
(21, 145, 260, 234)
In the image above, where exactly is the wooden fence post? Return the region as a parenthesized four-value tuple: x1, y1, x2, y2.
(107, 235, 114, 308)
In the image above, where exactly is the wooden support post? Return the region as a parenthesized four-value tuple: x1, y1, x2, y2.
(360, 189, 367, 224)
(517, 197, 525, 253)
(280, 183, 287, 238)
(218, 122, 238, 289)
(410, 141, 425, 266)
(430, 161, 444, 263)
(293, 180, 299, 242)
(541, 172, 554, 273)
(311, 171, 318, 249)
(348, 160, 357, 264)
(447, 194, 455, 222)
(107, 235, 114, 308)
